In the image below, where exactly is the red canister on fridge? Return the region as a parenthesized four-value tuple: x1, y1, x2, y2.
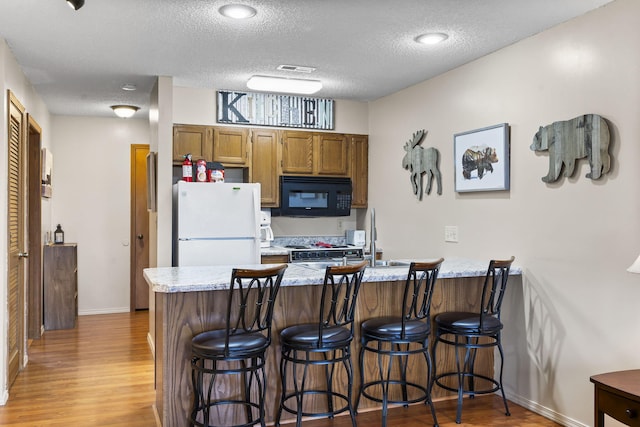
(207, 161, 225, 183)
(195, 159, 207, 182)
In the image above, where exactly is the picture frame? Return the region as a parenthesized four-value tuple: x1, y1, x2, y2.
(146, 151, 157, 212)
(454, 123, 510, 192)
(41, 148, 52, 198)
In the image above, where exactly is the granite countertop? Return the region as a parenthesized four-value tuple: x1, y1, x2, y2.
(261, 246, 290, 256)
(144, 258, 521, 294)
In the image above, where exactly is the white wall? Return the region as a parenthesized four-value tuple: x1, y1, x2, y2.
(368, 0, 639, 425)
(51, 116, 149, 314)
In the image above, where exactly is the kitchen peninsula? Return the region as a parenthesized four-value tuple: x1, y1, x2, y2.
(144, 258, 521, 427)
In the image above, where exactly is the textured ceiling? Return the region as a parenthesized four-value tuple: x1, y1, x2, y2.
(0, 0, 614, 118)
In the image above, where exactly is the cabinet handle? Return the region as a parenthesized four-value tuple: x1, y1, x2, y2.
(627, 409, 638, 419)
(18, 252, 29, 258)
(137, 234, 144, 240)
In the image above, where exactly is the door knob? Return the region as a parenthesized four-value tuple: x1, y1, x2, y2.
(18, 252, 29, 258)
(137, 234, 144, 240)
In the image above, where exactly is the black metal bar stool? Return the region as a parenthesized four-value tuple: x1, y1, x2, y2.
(189, 264, 288, 427)
(431, 256, 515, 424)
(355, 259, 443, 427)
(275, 261, 368, 427)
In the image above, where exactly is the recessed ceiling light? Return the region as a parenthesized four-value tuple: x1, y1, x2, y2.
(121, 84, 137, 91)
(247, 76, 322, 95)
(415, 32, 449, 45)
(111, 105, 139, 118)
(219, 4, 257, 19)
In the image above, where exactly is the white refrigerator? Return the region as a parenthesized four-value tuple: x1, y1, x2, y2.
(173, 181, 261, 266)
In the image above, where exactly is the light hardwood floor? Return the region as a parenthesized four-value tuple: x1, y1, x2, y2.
(0, 311, 561, 427)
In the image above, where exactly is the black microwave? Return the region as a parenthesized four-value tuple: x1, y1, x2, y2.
(274, 176, 352, 217)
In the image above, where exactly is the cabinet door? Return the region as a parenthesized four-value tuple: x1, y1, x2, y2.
(251, 129, 279, 206)
(316, 133, 349, 176)
(349, 135, 368, 208)
(280, 131, 314, 174)
(173, 125, 213, 163)
(213, 126, 249, 166)
(44, 244, 78, 330)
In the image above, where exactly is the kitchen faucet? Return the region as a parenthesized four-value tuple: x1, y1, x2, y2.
(370, 208, 376, 267)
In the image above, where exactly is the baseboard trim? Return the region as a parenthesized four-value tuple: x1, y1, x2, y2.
(507, 392, 587, 427)
(147, 332, 155, 359)
(78, 307, 131, 316)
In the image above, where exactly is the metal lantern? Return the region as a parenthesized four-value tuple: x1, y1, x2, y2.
(54, 224, 64, 244)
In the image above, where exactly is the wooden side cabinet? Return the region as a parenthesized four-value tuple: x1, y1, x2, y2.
(591, 370, 640, 427)
(44, 244, 78, 330)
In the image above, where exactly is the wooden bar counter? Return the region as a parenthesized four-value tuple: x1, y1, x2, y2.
(144, 258, 521, 427)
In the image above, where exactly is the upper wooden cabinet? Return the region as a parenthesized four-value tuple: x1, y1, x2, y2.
(213, 126, 249, 166)
(250, 129, 279, 207)
(280, 131, 314, 174)
(349, 134, 368, 208)
(280, 131, 349, 176)
(173, 125, 213, 163)
(316, 133, 349, 176)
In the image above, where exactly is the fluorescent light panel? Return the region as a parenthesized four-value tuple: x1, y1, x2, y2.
(247, 75, 322, 95)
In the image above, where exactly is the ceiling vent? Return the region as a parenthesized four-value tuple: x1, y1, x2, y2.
(277, 65, 316, 73)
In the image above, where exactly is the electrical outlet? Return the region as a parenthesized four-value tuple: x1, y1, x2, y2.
(445, 226, 459, 242)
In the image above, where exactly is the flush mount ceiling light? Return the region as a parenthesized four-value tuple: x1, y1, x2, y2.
(247, 75, 322, 95)
(66, 0, 85, 10)
(415, 32, 449, 45)
(111, 105, 139, 118)
(219, 4, 257, 19)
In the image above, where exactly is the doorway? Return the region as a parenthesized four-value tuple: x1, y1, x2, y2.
(27, 114, 42, 339)
(130, 144, 150, 310)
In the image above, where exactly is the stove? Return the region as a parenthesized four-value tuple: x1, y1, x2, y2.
(288, 245, 364, 262)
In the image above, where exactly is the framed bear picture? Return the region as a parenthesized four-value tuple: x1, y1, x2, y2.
(454, 123, 510, 192)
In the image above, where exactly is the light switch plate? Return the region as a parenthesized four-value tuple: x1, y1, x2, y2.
(445, 226, 459, 242)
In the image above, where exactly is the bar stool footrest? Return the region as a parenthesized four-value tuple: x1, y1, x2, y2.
(279, 390, 351, 418)
(433, 372, 501, 395)
(360, 379, 429, 406)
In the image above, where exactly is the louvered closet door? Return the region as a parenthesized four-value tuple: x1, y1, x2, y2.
(7, 91, 26, 386)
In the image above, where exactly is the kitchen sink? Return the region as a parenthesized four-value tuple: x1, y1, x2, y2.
(294, 261, 344, 270)
(373, 260, 411, 267)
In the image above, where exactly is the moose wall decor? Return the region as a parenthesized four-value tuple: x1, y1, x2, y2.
(530, 114, 611, 183)
(402, 129, 442, 200)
